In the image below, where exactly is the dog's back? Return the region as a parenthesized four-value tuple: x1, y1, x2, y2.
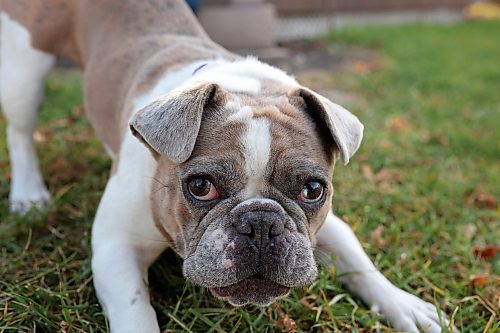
(0, 0, 209, 65)
(0, 0, 81, 64)
(0, 0, 232, 154)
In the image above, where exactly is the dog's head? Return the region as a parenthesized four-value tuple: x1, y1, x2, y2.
(129, 59, 363, 306)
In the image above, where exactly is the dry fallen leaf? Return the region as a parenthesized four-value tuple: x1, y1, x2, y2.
(421, 131, 449, 147)
(73, 105, 86, 116)
(279, 315, 297, 332)
(33, 129, 53, 144)
(473, 192, 497, 209)
(374, 168, 391, 182)
(473, 245, 500, 260)
(341, 215, 350, 223)
(463, 224, 477, 241)
(389, 117, 411, 133)
(353, 60, 371, 74)
(361, 164, 374, 181)
(298, 295, 315, 310)
(469, 274, 491, 287)
(373, 168, 403, 184)
(370, 225, 386, 249)
(273, 303, 297, 332)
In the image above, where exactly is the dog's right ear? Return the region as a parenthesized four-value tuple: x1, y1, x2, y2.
(129, 83, 225, 163)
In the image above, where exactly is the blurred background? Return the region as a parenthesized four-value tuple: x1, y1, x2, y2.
(189, 0, 499, 48)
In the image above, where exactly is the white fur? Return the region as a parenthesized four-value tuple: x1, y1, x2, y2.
(226, 105, 253, 122)
(0, 13, 55, 213)
(93, 57, 194, 332)
(134, 57, 299, 113)
(91, 132, 165, 333)
(317, 212, 453, 333)
(234, 198, 282, 210)
(102, 143, 116, 160)
(240, 118, 272, 198)
(191, 57, 299, 94)
(92, 59, 214, 332)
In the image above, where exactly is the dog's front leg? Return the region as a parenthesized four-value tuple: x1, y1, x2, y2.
(91, 137, 167, 333)
(316, 211, 452, 333)
(92, 241, 163, 333)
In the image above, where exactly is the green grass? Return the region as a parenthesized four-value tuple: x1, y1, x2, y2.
(1, 21, 499, 332)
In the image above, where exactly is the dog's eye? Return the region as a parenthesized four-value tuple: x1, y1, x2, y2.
(297, 181, 324, 203)
(188, 177, 219, 201)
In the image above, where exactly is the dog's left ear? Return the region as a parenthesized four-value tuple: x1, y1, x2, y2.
(129, 83, 225, 163)
(291, 88, 364, 165)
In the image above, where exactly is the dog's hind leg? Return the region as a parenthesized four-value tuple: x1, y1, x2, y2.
(0, 13, 55, 213)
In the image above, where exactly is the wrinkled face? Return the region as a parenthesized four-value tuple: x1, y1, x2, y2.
(149, 85, 337, 306)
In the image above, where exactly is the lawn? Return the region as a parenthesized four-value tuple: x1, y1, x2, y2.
(1, 21, 499, 332)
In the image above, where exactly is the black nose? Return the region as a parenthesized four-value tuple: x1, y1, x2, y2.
(235, 210, 285, 249)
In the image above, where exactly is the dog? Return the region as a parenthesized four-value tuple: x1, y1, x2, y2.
(0, 1, 453, 332)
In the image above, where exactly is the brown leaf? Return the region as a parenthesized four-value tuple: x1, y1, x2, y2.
(421, 131, 449, 147)
(73, 105, 86, 116)
(469, 274, 491, 287)
(353, 60, 371, 74)
(280, 316, 297, 332)
(273, 303, 297, 332)
(375, 168, 391, 182)
(298, 295, 315, 309)
(374, 168, 403, 184)
(473, 245, 500, 260)
(370, 225, 386, 249)
(48, 158, 70, 174)
(389, 117, 411, 133)
(473, 192, 497, 209)
(361, 164, 374, 181)
(33, 129, 53, 144)
(463, 224, 477, 241)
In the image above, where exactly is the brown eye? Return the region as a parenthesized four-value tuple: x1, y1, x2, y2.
(297, 181, 324, 203)
(188, 177, 219, 201)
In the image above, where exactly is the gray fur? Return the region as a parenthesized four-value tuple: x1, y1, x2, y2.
(297, 88, 364, 165)
(182, 198, 318, 306)
(129, 83, 223, 163)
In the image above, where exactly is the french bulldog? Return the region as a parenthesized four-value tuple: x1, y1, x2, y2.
(0, 0, 453, 332)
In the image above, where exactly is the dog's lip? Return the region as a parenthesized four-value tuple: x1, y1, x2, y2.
(209, 274, 290, 299)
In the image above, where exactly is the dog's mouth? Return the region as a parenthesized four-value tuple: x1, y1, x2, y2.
(209, 274, 290, 306)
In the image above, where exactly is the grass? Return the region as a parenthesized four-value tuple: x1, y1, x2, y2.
(1, 21, 499, 332)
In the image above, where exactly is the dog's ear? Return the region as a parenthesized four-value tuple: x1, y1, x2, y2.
(291, 88, 364, 165)
(129, 83, 225, 163)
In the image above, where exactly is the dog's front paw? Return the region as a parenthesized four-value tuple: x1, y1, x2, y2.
(371, 285, 456, 333)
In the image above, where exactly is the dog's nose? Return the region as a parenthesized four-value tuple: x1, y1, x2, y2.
(235, 211, 285, 248)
